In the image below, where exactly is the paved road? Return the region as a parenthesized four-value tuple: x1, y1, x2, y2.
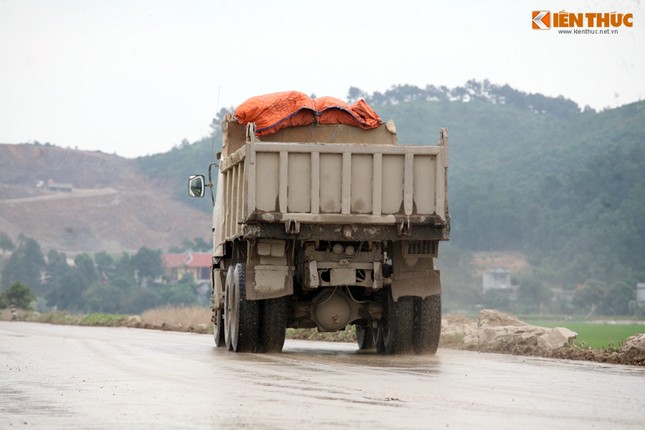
(1, 322, 644, 429)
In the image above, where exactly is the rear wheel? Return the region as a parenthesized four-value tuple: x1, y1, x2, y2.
(413, 294, 441, 354)
(224, 266, 235, 351)
(377, 288, 414, 355)
(225, 263, 259, 352)
(257, 296, 290, 353)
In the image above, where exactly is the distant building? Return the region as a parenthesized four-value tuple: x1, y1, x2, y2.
(483, 267, 517, 299)
(637, 283, 645, 307)
(46, 179, 73, 192)
(483, 267, 511, 293)
(162, 252, 211, 287)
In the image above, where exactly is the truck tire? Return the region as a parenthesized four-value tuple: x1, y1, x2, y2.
(356, 324, 375, 350)
(257, 296, 289, 353)
(224, 266, 235, 351)
(377, 288, 415, 355)
(413, 294, 441, 354)
(225, 263, 259, 353)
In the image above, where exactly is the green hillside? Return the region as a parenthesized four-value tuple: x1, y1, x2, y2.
(137, 132, 221, 214)
(138, 82, 645, 312)
(368, 84, 645, 291)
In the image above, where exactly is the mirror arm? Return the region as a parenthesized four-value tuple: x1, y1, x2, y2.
(207, 161, 219, 205)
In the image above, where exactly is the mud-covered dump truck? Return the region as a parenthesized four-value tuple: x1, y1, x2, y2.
(188, 91, 449, 354)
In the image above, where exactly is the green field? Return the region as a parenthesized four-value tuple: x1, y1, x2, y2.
(528, 321, 644, 350)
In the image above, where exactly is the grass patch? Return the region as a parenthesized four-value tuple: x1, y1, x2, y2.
(529, 320, 644, 349)
(141, 306, 211, 329)
(80, 313, 128, 326)
(31, 311, 81, 325)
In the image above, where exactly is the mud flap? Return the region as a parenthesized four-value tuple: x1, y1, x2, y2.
(391, 242, 441, 301)
(246, 266, 294, 300)
(212, 268, 224, 311)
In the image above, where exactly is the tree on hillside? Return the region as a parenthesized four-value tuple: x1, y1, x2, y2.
(347, 86, 367, 103)
(531, 141, 645, 286)
(515, 273, 553, 313)
(572, 280, 609, 316)
(94, 251, 116, 284)
(43, 250, 72, 292)
(209, 107, 232, 136)
(41, 250, 98, 313)
(574, 279, 636, 316)
(1, 235, 45, 293)
(158, 272, 200, 306)
(123, 288, 162, 314)
(114, 252, 134, 278)
(355, 80, 582, 117)
(74, 253, 98, 286)
(130, 247, 163, 284)
(0, 233, 15, 254)
(82, 283, 125, 314)
(424, 84, 449, 101)
(603, 281, 634, 315)
(0, 281, 35, 310)
(46, 272, 87, 312)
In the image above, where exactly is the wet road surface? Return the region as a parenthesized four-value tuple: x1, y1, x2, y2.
(1, 322, 644, 429)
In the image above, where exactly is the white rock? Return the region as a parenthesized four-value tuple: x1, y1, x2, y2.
(441, 310, 579, 353)
(537, 327, 577, 350)
(479, 309, 528, 328)
(621, 333, 645, 352)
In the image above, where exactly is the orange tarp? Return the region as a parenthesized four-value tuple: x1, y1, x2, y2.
(234, 91, 381, 136)
(314, 96, 382, 129)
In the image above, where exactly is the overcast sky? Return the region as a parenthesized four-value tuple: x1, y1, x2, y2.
(1, 0, 643, 158)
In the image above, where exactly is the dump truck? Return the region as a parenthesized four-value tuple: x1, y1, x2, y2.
(188, 93, 449, 354)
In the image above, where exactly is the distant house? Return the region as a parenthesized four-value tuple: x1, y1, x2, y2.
(162, 252, 211, 286)
(482, 267, 517, 299)
(637, 283, 645, 308)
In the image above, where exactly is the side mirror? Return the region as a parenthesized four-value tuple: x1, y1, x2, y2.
(188, 175, 205, 198)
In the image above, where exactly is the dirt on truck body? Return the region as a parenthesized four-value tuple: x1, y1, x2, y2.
(188, 91, 449, 354)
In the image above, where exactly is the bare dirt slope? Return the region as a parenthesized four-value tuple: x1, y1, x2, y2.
(0, 143, 210, 254)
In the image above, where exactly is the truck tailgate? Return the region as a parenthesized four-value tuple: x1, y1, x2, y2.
(217, 130, 448, 242)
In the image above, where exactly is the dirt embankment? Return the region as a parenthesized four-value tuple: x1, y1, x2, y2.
(441, 310, 645, 367)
